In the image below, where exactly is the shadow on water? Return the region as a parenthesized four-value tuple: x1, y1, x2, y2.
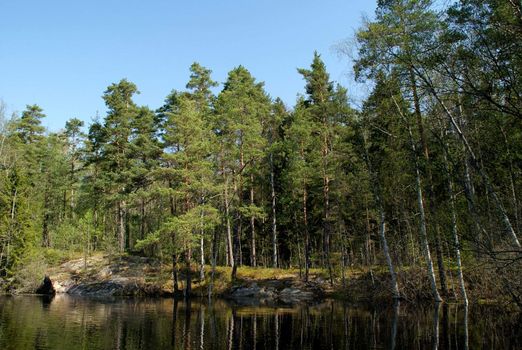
(38, 294, 55, 309)
(0, 295, 519, 349)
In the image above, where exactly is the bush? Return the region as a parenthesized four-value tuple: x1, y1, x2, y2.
(12, 249, 48, 293)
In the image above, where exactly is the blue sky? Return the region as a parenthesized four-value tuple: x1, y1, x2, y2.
(1, 0, 376, 131)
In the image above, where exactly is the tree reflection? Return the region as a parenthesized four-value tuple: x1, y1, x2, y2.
(390, 300, 399, 350)
(0, 297, 519, 349)
(463, 303, 469, 350)
(183, 299, 192, 350)
(432, 303, 440, 350)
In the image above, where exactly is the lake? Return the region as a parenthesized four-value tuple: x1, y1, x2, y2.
(0, 295, 519, 349)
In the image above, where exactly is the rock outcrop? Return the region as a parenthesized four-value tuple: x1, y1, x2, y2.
(226, 279, 321, 304)
(48, 255, 170, 297)
(46, 254, 328, 301)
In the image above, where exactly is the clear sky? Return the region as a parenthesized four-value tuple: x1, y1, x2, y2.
(0, 0, 376, 131)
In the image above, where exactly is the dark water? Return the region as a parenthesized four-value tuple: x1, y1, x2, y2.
(0, 295, 520, 349)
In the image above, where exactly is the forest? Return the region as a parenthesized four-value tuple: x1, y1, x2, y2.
(0, 0, 521, 305)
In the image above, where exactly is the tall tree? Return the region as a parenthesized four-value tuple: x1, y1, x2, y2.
(298, 52, 336, 285)
(101, 79, 140, 252)
(354, 0, 445, 301)
(285, 98, 316, 280)
(129, 106, 162, 244)
(63, 118, 85, 220)
(361, 74, 404, 299)
(265, 99, 287, 268)
(215, 66, 270, 279)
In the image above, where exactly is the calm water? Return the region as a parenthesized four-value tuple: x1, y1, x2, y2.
(0, 295, 520, 349)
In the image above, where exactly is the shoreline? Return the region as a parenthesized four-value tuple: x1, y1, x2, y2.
(4, 253, 516, 307)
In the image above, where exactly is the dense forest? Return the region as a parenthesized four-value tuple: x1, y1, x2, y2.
(0, 0, 521, 304)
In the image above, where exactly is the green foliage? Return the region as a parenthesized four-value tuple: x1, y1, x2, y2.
(12, 248, 48, 292)
(14, 104, 46, 144)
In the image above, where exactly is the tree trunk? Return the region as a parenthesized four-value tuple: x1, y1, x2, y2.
(297, 227, 303, 279)
(410, 67, 448, 297)
(409, 67, 428, 160)
(172, 253, 179, 294)
(341, 240, 347, 289)
(199, 203, 205, 282)
(324, 174, 333, 286)
(238, 220, 243, 267)
(394, 96, 442, 302)
(224, 174, 234, 267)
(237, 139, 244, 269)
(200, 235, 205, 282)
(303, 187, 310, 282)
(322, 138, 333, 286)
(270, 152, 278, 268)
(434, 226, 449, 297)
(117, 201, 126, 253)
(184, 248, 192, 298)
(411, 135, 442, 302)
(377, 194, 400, 298)
(231, 212, 241, 281)
(443, 147, 468, 304)
(250, 176, 256, 267)
(208, 228, 219, 298)
(364, 122, 400, 299)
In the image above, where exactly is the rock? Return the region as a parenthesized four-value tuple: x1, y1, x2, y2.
(53, 280, 74, 293)
(96, 266, 112, 279)
(36, 276, 56, 295)
(68, 281, 127, 297)
(230, 283, 261, 298)
(258, 287, 276, 298)
(280, 287, 300, 294)
(227, 282, 317, 304)
(278, 287, 314, 303)
(65, 277, 164, 297)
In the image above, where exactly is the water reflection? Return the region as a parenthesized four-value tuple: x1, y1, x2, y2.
(0, 295, 519, 350)
(432, 303, 440, 350)
(390, 300, 399, 350)
(463, 303, 469, 350)
(39, 294, 55, 309)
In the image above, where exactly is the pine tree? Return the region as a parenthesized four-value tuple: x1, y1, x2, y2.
(15, 105, 46, 145)
(63, 118, 85, 220)
(215, 66, 271, 279)
(284, 98, 316, 280)
(297, 52, 336, 285)
(101, 79, 140, 252)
